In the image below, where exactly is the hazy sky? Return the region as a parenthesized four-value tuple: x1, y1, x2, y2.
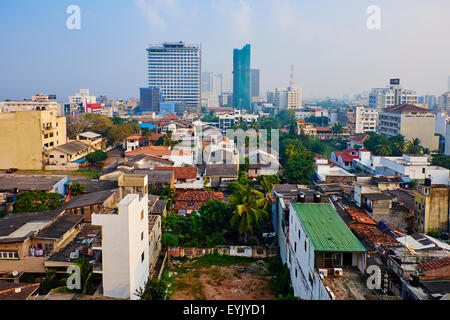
(1, 0, 449, 101)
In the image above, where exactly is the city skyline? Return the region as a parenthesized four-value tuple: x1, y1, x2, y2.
(1, 0, 450, 101)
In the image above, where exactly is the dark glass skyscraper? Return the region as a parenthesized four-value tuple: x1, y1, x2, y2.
(233, 44, 251, 111)
(140, 87, 160, 113)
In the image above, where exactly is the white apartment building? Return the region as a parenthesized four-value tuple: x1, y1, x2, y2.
(369, 79, 418, 109)
(377, 104, 439, 150)
(353, 106, 378, 134)
(69, 89, 96, 107)
(147, 42, 201, 108)
(0, 93, 58, 113)
(91, 174, 150, 300)
(287, 202, 366, 300)
(287, 87, 302, 109)
(435, 111, 450, 137)
(273, 87, 302, 110)
(353, 151, 449, 185)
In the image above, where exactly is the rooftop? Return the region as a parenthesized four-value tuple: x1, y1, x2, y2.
(0, 174, 66, 192)
(78, 132, 101, 139)
(54, 141, 89, 154)
(63, 189, 116, 210)
(174, 191, 224, 211)
(384, 104, 431, 113)
(0, 282, 40, 300)
(205, 164, 238, 177)
(418, 257, 450, 273)
(0, 211, 60, 243)
(154, 166, 197, 180)
(292, 203, 366, 253)
(131, 170, 174, 184)
(35, 214, 84, 240)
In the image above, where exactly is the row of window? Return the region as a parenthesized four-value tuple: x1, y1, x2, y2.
(0, 251, 19, 259)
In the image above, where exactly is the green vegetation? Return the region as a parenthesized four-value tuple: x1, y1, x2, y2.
(431, 154, 450, 169)
(427, 231, 441, 239)
(364, 133, 433, 156)
(229, 184, 268, 242)
(67, 114, 141, 146)
(70, 182, 86, 196)
(136, 277, 168, 300)
(162, 200, 231, 248)
(149, 186, 175, 211)
(267, 258, 297, 300)
(201, 115, 219, 122)
(304, 116, 329, 126)
(86, 150, 108, 164)
(14, 191, 65, 213)
(74, 256, 94, 294)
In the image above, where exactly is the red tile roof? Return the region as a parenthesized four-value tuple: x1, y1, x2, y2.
(174, 191, 224, 211)
(385, 104, 430, 113)
(154, 166, 197, 180)
(125, 145, 192, 157)
(125, 134, 143, 140)
(333, 149, 361, 162)
(417, 257, 450, 272)
(346, 207, 378, 225)
(315, 127, 332, 132)
(348, 223, 399, 246)
(351, 135, 370, 144)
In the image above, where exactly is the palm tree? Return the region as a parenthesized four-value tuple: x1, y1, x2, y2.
(74, 256, 93, 294)
(376, 144, 392, 156)
(228, 184, 267, 242)
(406, 138, 422, 154)
(331, 124, 344, 137)
(392, 134, 406, 154)
(285, 144, 297, 158)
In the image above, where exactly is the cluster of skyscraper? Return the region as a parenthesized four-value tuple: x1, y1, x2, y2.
(141, 42, 262, 114)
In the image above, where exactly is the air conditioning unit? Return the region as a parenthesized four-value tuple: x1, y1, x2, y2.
(15, 288, 22, 293)
(334, 268, 344, 276)
(319, 268, 328, 277)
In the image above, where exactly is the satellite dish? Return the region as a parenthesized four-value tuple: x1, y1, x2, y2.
(12, 271, 19, 277)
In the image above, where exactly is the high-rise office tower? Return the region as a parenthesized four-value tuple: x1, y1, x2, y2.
(369, 78, 418, 109)
(147, 42, 201, 110)
(251, 69, 260, 99)
(140, 87, 160, 113)
(202, 72, 213, 92)
(233, 44, 251, 111)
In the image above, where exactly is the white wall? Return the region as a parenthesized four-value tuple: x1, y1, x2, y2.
(287, 204, 331, 300)
(92, 193, 149, 300)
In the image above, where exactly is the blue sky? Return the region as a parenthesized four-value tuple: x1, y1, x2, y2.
(1, 0, 449, 101)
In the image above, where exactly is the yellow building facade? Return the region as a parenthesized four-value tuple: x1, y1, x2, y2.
(0, 110, 67, 170)
(414, 184, 449, 233)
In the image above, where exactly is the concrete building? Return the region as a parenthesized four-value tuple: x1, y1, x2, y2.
(354, 151, 449, 185)
(287, 87, 302, 109)
(91, 174, 150, 300)
(233, 44, 251, 111)
(369, 79, 418, 109)
(140, 87, 160, 113)
(0, 110, 67, 170)
(0, 93, 58, 114)
(377, 104, 439, 151)
(414, 183, 449, 234)
(147, 42, 201, 110)
(439, 92, 450, 110)
(251, 69, 260, 99)
(69, 89, 96, 109)
(350, 106, 378, 134)
(287, 203, 366, 300)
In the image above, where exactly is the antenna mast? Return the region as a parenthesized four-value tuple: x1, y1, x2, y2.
(290, 64, 294, 88)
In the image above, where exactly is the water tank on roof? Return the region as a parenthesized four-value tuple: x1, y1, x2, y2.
(424, 178, 431, 187)
(297, 193, 305, 203)
(410, 274, 420, 287)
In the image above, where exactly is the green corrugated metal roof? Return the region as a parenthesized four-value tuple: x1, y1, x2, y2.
(292, 203, 366, 253)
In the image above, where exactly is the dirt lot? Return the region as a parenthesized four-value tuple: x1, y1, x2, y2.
(168, 259, 276, 300)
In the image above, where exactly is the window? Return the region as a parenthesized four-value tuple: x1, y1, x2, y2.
(0, 251, 19, 260)
(141, 232, 144, 241)
(141, 210, 144, 220)
(60, 155, 65, 158)
(294, 242, 297, 252)
(141, 252, 145, 262)
(44, 243, 54, 253)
